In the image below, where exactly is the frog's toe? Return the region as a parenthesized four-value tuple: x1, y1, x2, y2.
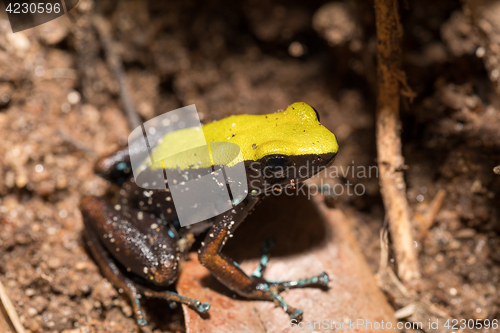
(318, 272, 329, 286)
(290, 309, 304, 321)
(136, 318, 148, 326)
(194, 301, 211, 313)
(267, 271, 330, 292)
(143, 289, 210, 315)
(259, 283, 304, 320)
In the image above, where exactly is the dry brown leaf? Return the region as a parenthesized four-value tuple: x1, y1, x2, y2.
(178, 195, 397, 333)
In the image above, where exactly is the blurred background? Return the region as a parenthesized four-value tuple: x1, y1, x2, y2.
(0, 0, 499, 332)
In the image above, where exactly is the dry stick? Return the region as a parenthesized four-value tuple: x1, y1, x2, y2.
(93, 15, 142, 131)
(0, 279, 25, 333)
(418, 189, 446, 240)
(374, 0, 420, 285)
(57, 129, 98, 158)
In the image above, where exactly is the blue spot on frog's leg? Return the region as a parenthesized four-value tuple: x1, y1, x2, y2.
(134, 298, 148, 326)
(251, 238, 274, 278)
(117, 162, 128, 171)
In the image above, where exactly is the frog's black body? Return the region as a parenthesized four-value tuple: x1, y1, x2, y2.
(80, 104, 338, 326)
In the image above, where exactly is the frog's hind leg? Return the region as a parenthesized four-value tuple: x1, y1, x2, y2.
(82, 208, 149, 326)
(84, 230, 210, 326)
(84, 229, 210, 326)
(80, 196, 210, 326)
(252, 238, 329, 291)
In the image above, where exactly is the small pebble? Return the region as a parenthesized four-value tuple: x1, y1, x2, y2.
(47, 258, 61, 269)
(25, 288, 36, 296)
(67, 91, 81, 105)
(473, 307, 488, 320)
(35, 66, 45, 77)
(455, 228, 476, 239)
(28, 319, 40, 332)
(75, 261, 89, 271)
(27, 307, 37, 316)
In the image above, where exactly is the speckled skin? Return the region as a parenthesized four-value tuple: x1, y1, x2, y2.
(80, 104, 338, 326)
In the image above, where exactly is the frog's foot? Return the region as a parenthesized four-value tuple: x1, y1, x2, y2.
(251, 238, 329, 292)
(250, 272, 328, 321)
(248, 239, 329, 320)
(255, 281, 304, 320)
(142, 289, 210, 314)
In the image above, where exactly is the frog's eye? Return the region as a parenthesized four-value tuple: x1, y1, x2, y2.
(261, 154, 293, 178)
(311, 106, 320, 121)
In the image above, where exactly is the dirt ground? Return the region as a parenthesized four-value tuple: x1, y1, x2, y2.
(0, 0, 499, 332)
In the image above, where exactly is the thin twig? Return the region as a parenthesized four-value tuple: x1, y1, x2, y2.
(0, 278, 25, 333)
(57, 129, 98, 158)
(376, 266, 456, 333)
(93, 15, 142, 130)
(418, 189, 446, 240)
(378, 217, 389, 271)
(374, 0, 420, 285)
(70, 0, 99, 104)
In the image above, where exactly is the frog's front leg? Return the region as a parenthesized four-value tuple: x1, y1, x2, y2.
(198, 198, 328, 321)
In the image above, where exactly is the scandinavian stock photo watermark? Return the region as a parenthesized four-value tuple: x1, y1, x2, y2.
(247, 160, 378, 199)
(290, 318, 499, 331)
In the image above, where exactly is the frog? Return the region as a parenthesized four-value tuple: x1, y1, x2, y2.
(80, 102, 339, 326)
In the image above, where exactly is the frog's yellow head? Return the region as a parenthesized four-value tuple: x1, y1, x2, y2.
(203, 102, 339, 191)
(146, 102, 338, 191)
